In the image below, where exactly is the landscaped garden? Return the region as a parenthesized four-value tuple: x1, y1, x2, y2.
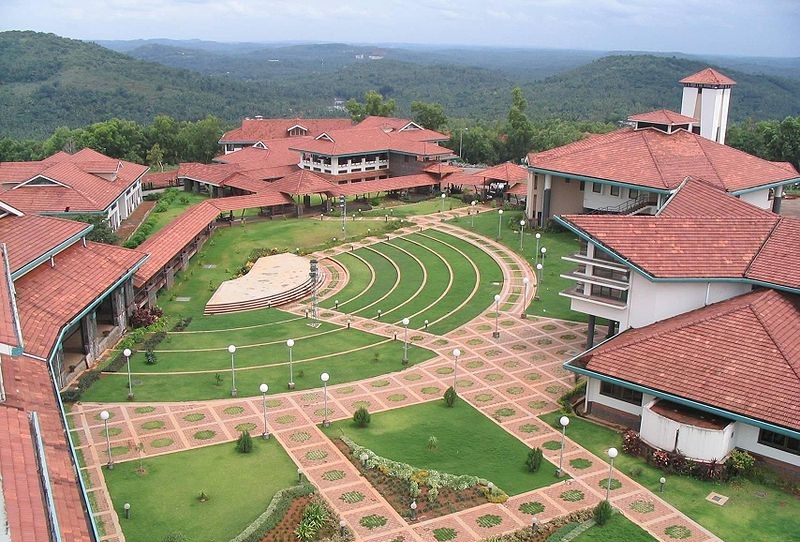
(448, 208, 585, 321)
(540, 412, 800, 542)
(103, 439, 298, 542)
(571, 513, 656, 542)
(124, 188, 208, 247)
(322, 400, 560, 521)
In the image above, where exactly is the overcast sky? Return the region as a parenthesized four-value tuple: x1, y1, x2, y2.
(2, 0, 798, 57)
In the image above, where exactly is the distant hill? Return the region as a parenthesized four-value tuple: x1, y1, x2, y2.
(1, 32, 799, 139)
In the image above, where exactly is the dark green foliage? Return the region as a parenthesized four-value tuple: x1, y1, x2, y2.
(411, 101, 447, 131)
(295, 501, 328, 542)
(71, 214, 118, 244)
(594, 499, 614, 526)
(525, 447, 543, 473)
(728, 116, 800, 170)
(443, 386, 457, 407)
(234, 483, 315, 542)
(144, 350, 158, 366)
(353, 406, 371, 427)
(346, 90, 396, 122)
(236, 430, 253, 453)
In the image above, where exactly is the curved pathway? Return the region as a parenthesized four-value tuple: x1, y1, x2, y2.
(69, 205, 722, 542)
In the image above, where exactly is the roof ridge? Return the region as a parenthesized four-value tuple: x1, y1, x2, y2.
(749, 295, 800, 383)
(638, 130, 670, 189)
(743, 216, 783, 278)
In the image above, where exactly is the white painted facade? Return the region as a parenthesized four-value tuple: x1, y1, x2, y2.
(105, 178, 142, 230)
(736, 189, 771, 210)
(680, 84, 732, 144)
(734, 423, 800, 466)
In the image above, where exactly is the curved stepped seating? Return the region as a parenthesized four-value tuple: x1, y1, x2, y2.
(203, 273, 325, 315)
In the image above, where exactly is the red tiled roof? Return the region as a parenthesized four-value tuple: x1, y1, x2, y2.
(0, 215, 91, 276)
(679, 68, 736, 86)
(142, 170, 178, 189)
(476, 161, 528, 183)
(579, 289, 799, 430)
(290, 128, 453, 157)
(210, 192, 293, 212)
(628, 109, 696, 124)
(2, 354, 93, 540)
(747, 217, 800, 290)
(658, 177, 776, 219)
(213, 138, 306, 172)
(527, 126, 799, 192)
(507, 182, 528, 196)
(221, 173, 272, 194)
(422, 162, 463, 175)
(0, 243, 23, 352)
(353, 117, 448, 142)
(178, 162, 240, 186)
(563, 214, 778, 279)
(269, 170, 339, 196)
(332, 173, 441, 197)
(15, 241, 147, 358)
(220, 118, 352, 143)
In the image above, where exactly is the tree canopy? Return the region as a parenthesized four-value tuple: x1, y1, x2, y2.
(345, 90, 396, 122)
(411, 101, 448, 131)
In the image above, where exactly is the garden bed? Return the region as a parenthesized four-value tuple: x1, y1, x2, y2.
(332, 438, 490, 521)
(258, 494, 339, 542)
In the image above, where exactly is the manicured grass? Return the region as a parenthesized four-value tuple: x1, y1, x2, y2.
(104, 440, 297, 542)
(540, 413, 800, 542)
(572, 513, 656, 542)
(323, 401, 558, 496)
(357, 196, 466, 218)
(320, 252, 373, 309)
(144, 190, 209, 238)
(449, 210, 585, 321)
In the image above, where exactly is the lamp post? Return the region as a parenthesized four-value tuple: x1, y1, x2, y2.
(497, 209, 504, 239)
(534, 232, 541, 265)
(123, 348, 133, 400)
(402, 317, 410, 365)
(228, 344, 237, 397)
(100, 410, 113, 469)
(259, 383, 270, 440)
(452, 348, 461, 390)
(123, 502, 130, 519)
(540, 246, 547, 264)
(410, 500, 417, 521)
(606, 447, 618, 501)
(286, 339, 295, 389)
(536, 263, 543, 291)
(557, 415, 569, 477)
(440, 192, 446, 213)
(320, 372, 330, 427)
(492, 294, 501, 338)
(519, 219, 526, 251)
(470, 200, 477, 228)
(522, 277, 529, 319)
(659, 476, 666, 493)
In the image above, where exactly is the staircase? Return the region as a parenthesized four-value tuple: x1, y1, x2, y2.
(203, 273, 325, 315)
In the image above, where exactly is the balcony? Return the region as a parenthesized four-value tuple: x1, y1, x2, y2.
(560, 286, 628, 309)
(641, 399, 735, 462)
(299, 158, 389, 175)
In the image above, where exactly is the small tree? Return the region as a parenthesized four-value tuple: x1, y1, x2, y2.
(594, 499, 613, 526)
(427, 435, 438, 451)
(526, 447, 543, 473)
(443, 386, 457, 407)
(353, 406, 371, 427)
(144, 349, 157, 365)
(236, 430, 253, 453)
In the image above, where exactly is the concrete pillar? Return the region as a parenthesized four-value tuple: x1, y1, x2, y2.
(112, 289, 126, 329)
(147, 287, 157, 308)
(165, 266, 175, 289)
(541, 174, 552, 227)
(772, 185, 784, 213)
(586, 314, 596, 349)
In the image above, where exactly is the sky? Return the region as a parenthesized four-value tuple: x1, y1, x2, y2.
(1, 0, 798, 57)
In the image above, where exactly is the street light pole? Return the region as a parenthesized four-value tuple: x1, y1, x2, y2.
(470, 200, 477, 228)
(519, 219, 526, 251)
(540, 246, 547, 264)
(228, 344, 237, 397)
(497, 209, 504, 240)
(536, 263, 543, 291)
(452, 348, 461, 390)
(259, 383, 270, 440)
(402, 317, 410, 365)
(441, 192, 446, 214)
(100, 410, 113, 469)
(522, 277, 529, 319)
(534, 233, 541, 265)
(558, 415, 569, 477)
(493, 294, 501, 338)
(123, 348, 133, 400)
(286, 339, 295, 389)
(606, 447, 618, 500)
(320, 372, 330, 427)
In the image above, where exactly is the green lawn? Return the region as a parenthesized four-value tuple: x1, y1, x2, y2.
(146, 190, 209, 237)
(572, 513, 656, 542)
(356, 196, 465, 218)
(540, 413, 800, 542)
(104, 439, 297, 542)
(449, 210, 585, 321)
(323, 400, 558, 496)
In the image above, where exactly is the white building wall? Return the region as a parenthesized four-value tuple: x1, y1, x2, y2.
(640, 403, 735, 461)
(680, 87, 699, 119)
(719, 88, 732, 145)
(737, 189, 771, 210)
(586, 378, 653, 417)
(582, 183, 633, 210)
(700, 88, 724, 143)
(734, 423, 800, 468)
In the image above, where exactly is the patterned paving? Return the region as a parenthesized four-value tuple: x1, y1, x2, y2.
(70, 206, 722, 542)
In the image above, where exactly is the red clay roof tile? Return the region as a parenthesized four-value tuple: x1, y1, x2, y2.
(220, 118, 352, 143)
(679, 68, 736, 86)
(628, 109, 696, 124)
(658, 177, 776, 219)
(0, 215, 91, 275)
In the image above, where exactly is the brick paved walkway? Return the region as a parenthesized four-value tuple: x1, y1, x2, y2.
(70, 205, 722, 542)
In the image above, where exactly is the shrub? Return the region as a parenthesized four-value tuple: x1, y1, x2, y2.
(353, 406, 371, 427)
(525, 447, 543, 473)
(622, 429, 641, 456)
(236, 430, 253, 453)
(593, 500, 613, 526)
(295, 501, 328, 542)
(651, 449, 670, 469)
(144, 349, 158, 365)
(443, 386, 457, 407)
(130, 306, 160, 328)
(728, 449, 756, 476)
(427, 435, 438, 451)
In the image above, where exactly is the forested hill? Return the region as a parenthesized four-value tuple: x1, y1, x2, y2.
(2, 31, 799, 139)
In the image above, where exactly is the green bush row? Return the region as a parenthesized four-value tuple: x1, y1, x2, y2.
(228, 482, 315, 542)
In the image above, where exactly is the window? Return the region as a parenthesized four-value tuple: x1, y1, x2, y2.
(590, 284, 628, 302)
(592, 183, 602, 193)
(579, 239, 589, 256)
(610, 185, 620, 196)
(594, 248, 617, 263)
(594, 267, 629, 282)
(579, 181, 585, 191)
(758, 429, 800, 456)
(600, 381, 642, 405)
(629, 188, 639, 199)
